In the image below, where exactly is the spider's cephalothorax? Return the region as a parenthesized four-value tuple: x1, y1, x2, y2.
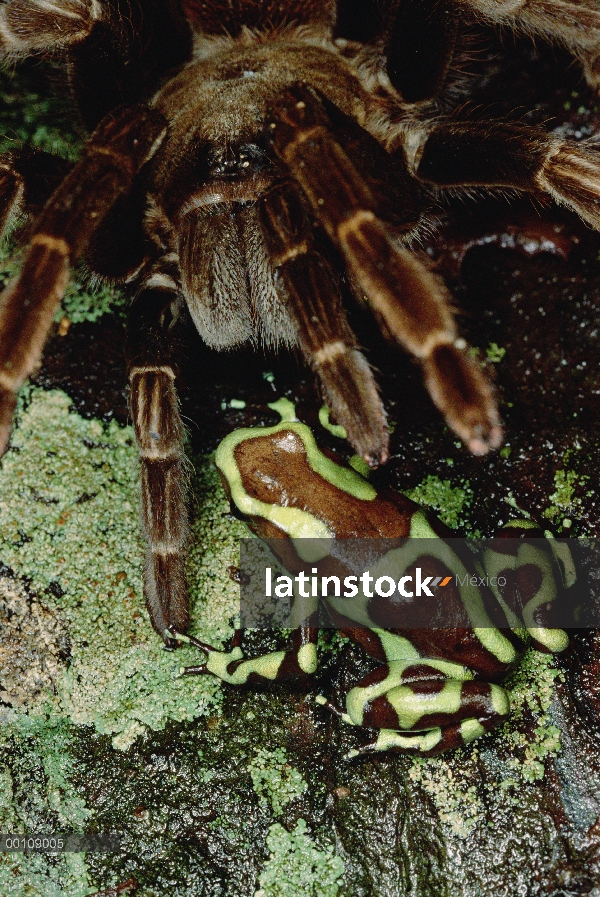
(1, 0, 600, 642)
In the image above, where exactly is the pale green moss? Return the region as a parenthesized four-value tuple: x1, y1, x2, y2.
(543, 467, 586, 523)
(0, 718, 90, 830)
(248, 747, 308, 816)
(0, 719, 92, 897)
(0, 388, 246, 749)
(408, 754, 484, 838)
(406, 475, 473, 531)
(501, 648, 564, 781)
(0, 66, 81, 158)
(485, 343, 506, 364)
(0, 853, 90, 897)
(255, 819, 344, 897)
(56, 277, 127, 324)
(0, 765, 17, 829)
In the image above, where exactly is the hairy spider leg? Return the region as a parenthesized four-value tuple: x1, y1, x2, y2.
(383, 0, 460, 102)
(0, 1, 192, 127)
(414, 122, 600, 233)
(0, 149, 74, 231)
(0, 104, 168, 457)
(467, 0, 600, 88)
(259, 180, 389, 466)
(267, 83, 502, 456)
(126, 255, 191, 643)
(382, 0, 600, 96)
(0, 0, 99, 53)
(0, 161, 25, 238)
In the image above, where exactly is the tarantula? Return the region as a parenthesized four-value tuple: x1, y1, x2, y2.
(1, 0, 600, 643)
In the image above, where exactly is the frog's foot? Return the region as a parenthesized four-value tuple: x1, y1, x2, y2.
(172, 627, 319, 686)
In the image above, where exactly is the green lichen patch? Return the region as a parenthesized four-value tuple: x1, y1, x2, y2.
(408, 753, 484, 839)
(485, 343, 506, 364)
(543, 467, 588, 525)
(0, 574, 70, 711)
(0, 849, 90, 897)
(255, 819, 344, 897)
(0, 718, 91, 897)
(0, 388, 246, 748)
(407, 646, 565, 837)
(406, 475, 475, 532)
(501, 648, 564, 782)
(249, 747, 308, 817)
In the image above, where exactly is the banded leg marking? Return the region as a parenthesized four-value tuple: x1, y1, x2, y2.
(259, 180, 388, 466)
(415, 122, 600, 233)
(127, 255, 189, 640)
(267, 84, 502, 456)
(469, 0, 600, 61)
(182, 582, 321, 684)
(318, 659, 510, 757)
(0, 0, 101, 54)
(182, 625, 320, 685)
(0, 104, 167, 458)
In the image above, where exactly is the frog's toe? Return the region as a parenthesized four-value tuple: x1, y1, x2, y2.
(315, 694, 354, 725)
(181, 663, 209, 676)
(167, 628, 220, 655)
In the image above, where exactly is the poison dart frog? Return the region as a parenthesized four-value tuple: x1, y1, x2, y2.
(177, 400, 574, 757)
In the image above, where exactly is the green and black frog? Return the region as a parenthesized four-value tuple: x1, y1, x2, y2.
(177, 401, 575, 757)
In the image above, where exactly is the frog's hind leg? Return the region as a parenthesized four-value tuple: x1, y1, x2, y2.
(346, 715, 504, 758)
(178, 624, 319, 686)
(319, 659, 510, 757)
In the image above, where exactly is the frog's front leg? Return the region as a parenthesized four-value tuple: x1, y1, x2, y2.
(318, 659, 510, 757)
(180, 624, 319, 685)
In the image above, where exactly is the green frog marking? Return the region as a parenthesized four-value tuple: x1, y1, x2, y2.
(177, 404, 573, 756)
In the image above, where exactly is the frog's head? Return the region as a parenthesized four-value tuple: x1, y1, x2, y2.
(214, 418, 376, 543)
